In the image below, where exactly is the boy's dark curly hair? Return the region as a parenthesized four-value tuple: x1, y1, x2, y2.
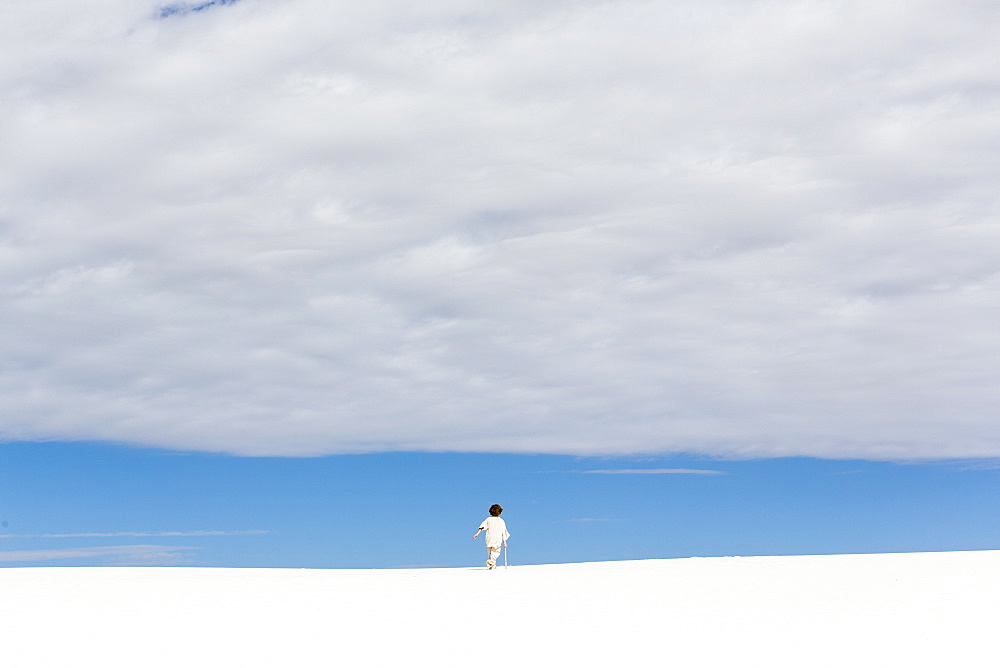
(489, 504, 503, 517)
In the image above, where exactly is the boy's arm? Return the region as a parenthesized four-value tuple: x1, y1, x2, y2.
(472, 525, 484, 539)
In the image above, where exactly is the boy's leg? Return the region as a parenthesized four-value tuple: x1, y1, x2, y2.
(486, 546, 500, 569)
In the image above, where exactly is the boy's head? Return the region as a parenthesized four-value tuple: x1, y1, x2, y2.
(489, 504, 503, 517)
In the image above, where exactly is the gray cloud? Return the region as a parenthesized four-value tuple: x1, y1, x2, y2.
(0, 544, 200, 565)
(2, 0, 998, 459)
(582, 469, 727, 475)
(0, 530, 270, 538)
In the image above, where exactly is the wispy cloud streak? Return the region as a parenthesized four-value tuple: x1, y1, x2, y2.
(0, 530, 271, 539)
(0, 545, 200, 564)
(0, 529, 271, 538)
(582, 469, 727, 475)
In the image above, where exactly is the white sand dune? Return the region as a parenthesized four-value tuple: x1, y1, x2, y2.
(2, 551, 998, 667)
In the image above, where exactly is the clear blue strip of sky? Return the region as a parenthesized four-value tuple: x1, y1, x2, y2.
(1, 442, 998, 568)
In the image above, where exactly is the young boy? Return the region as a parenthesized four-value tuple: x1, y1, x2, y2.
(472, 504, 510, 570)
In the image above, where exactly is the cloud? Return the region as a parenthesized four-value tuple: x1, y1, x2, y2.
(0, 545, 200, 565)
(0, 530, 270, 539)
(2, 0, 999, 459)
(581, 469, 727, 475)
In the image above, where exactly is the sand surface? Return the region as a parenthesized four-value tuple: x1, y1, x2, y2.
(2, 551, 998, 666)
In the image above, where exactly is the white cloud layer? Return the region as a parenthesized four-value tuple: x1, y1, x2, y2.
(2, 0, 998, 458)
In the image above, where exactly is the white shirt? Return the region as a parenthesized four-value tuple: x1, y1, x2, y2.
(479, 517, 510, 548)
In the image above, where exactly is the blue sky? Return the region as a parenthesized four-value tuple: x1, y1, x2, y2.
(2, 442, 998, 567)
(2, 1, 999, 567)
